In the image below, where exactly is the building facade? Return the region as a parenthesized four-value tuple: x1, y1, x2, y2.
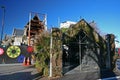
(24, 15, 46, 46)
(12, 28, 24, 46)
(60, 21, 76, 28)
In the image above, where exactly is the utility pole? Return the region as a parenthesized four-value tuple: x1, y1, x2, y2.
(28, 12, 31, 46)
(44, 14, 47, 31)
(79, 35, 82, 71)
(1, 6, 5, 45)
(49, 28, 53, 77)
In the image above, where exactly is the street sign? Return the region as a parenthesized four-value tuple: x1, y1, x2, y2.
(116, 59, 120, 70)
(27, 46, 34, 53)
(0, 48, 4, 55)
(7, 46, 21, 58)
(118, 48, 120, 54)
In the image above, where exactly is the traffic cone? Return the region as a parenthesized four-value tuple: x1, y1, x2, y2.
(22, 57, 27, 66)
(27, 57, 31, 66)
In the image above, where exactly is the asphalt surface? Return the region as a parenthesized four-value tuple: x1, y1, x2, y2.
(0, 64, 100, 80)
(39, 69, 120, 80)
(0, 64, 41, 80)
(0, 64, 120, 80)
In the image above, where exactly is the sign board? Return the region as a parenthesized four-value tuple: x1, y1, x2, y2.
(118, 48, 120, 54)
(0, 48, 4, 55)
(27, 46, 34, 53)
(116, 59, 120, 71)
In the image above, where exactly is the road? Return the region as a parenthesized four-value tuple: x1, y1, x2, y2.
(1, 64, 120, 80)
(0, 64, 41, 80)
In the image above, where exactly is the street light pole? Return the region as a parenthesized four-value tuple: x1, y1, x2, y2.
(1, 6, 5, 45)
(49, 28, 53, 77)
(28, 12, 31, 46)
(79, 35, 82, 71)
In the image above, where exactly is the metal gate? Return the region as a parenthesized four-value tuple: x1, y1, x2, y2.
(62, 30, 100, 73)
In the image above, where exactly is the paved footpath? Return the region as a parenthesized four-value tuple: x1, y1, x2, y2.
(0, 64, 41, 80)
(39, 70, 120, 80)
(39, 71, 100, 80)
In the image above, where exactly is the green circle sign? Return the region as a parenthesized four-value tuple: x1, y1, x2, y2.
(7, 46, 21, 58)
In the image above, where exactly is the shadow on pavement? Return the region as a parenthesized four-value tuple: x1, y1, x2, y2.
(100, 69, 119, 80)
(0, 71, 41, 80)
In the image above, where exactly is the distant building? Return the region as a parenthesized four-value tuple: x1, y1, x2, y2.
(115, 41, 120, 48)
(2, 15, 46, 46)
(12, 28, 24, 46)
(2, 34, 12, 46)
(24, 15, 46, 45)
(60, 21, 76, 28)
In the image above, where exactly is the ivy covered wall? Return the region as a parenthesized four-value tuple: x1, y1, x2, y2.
(34, 19, 116, 77)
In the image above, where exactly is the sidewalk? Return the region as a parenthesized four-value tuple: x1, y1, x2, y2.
(0, 63, 22, 66)
(38, 71, 99, 80)
(38, 70, 120, 80)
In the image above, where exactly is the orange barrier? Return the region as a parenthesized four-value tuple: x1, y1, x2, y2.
(22, 57, 27, 66)
(26, 57, 31, 66)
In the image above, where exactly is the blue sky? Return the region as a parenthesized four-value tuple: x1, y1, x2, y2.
(0, 0, 120, 41)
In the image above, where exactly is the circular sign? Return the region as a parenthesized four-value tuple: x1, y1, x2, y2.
(7, 46, 21, 58)
(17, 55, 24, 63)
(27, 46, 34, 53)
(0, 48, 4, 55)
